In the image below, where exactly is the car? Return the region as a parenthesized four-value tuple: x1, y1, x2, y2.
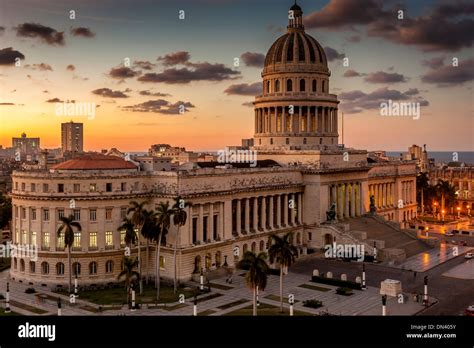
(459, 240, 468, 246)
(451, 229, 459, 234)
(465, 253, 473, 259)
(465, 305, 474, 316)
(450, 240, 457, 244)
(445, 231, 454, 237)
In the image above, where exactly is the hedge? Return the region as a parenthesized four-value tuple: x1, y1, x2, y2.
(311, 275, 362, 290)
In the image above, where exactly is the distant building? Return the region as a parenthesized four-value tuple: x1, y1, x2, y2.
(12, 133, 40, 161)
(405, 144, 429, 172)
(61, 121, 83, 155)
(135, 156, 171, 172)
(241, 138, 254, 148)
(149, 143, 198, 164)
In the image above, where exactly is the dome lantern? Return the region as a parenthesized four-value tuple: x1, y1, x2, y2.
(288, 1, 304, 31)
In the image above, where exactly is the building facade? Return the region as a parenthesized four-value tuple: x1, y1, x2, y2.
(12, 133, 40, 161)
(9, 4, 417, 287)
(61, 121, 84, 155)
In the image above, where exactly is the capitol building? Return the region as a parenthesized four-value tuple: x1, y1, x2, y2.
(9, 3, 417, 286)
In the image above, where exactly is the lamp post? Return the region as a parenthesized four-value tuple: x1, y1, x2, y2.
(130, 283, 136, 312)
(423, 276, 429, 306)
(199, 268, 204, 291)
(74, 273, 79, 298)
(193, 294, 197, 316)
(442, 209, 445, 223)
(5, 282, 11, 313)
(433, 202, 438, 219)
(57, 297, 62, 316)
(457, 206, 461, 219)
(382, 295, 387, 316)
(361, 263, 367, 290)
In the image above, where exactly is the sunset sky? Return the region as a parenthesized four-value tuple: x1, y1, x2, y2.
(0, 0, 473, 152)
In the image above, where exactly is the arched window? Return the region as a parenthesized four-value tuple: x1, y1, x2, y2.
(275, 80, 280, 92)
(322, 80, 326, 93)
(286, 79, 293, 92)
(251, 242, 256, 252)
(243, 244, 248, 253)
(41, 262, 49, 275)
(270, 138, 273, 145)
(72, 262, 81, 276)
(303, 138, 307, 145)
(266, 81, 270, 93)
(13, 258, 17, 269)
(20, 259, 25, 272)
(89, 261, 97, 275)
(286, 138, 290, 145)
(106, 260, 113, 273)
(259, 240, 265, 251)
(300, 79, 305, 92)
(29, 261, 36, 273)
(56, 262, 64, 275)
(312, 79, 317, 92)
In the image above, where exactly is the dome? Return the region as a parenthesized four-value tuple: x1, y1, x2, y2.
(290, 3, 302, 11)
(51, 154, 137, 171)
(264, 31, 327, 67)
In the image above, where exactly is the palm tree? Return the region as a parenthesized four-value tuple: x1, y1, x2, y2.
(172, 196, 191, 293)
(268, 232, 298, 313)
(417, 172, 429, 215)
(118, 217, 137, 250)
(237, 251, 269, 316)
(117, 257, 139, 306)
(436, 180, 455, 215)
(127, 200, 148, 294)
(141, 209, 157, 285)
(57, 215, 82, 293)
(153, 201, 173, 300)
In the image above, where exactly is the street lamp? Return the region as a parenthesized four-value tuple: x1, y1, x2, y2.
(468, 205, 471, 217)
(433, 202, 438, 219)
(457, 206, 461, 219)
(441, 209, 445, 223)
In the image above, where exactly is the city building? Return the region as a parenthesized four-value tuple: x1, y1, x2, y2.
(9, 4, 417, 287)
(149, 144, 198, 165)
(12, 133, 40, 161)
(61, 121, 84, 156)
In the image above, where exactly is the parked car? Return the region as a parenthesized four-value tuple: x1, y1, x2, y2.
(450, 240, 457, 245)
(465, 305, 474, 316)
(445, 231, 454, 237)
(451, 229, 459, 234)
(459, 240, 468, 246)
(465, 253, 473, 259)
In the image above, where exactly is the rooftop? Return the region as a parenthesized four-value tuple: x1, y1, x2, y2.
(50, 154, 137, 171)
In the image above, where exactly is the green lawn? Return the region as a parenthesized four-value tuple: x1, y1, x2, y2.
(298, 284, 332, 292)
(226, 303, 313, 316)
(54, 284, 195, 305)
(264, 294, 299, 303)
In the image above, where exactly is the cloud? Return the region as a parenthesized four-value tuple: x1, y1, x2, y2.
(324, 46, 345, 61)
(224, 82, 262, 96)
(139, 90, 170, 97)
(364, 71, 408, 84)
(15, 23, 65, 45)
(0, 26, 5, 35)
(123, 99, 195, 114)
(25, 63, 53, 71)
(133, 60, 155, 70)
(70, 27, 95, 38)
(108, 66, 141, 80)
(0, 47, 25, 65)
(66, 64, 75, 71)
(157, 51, 190, 66)
(242, 101, 254, 107)
(92, 88, 129, 98)
(339, 87, 429, 113)
(343, 69, 361, 78)
(0, 102, 15, 105)
(240, 52, 265, 68)
(305, 0, 474, 52)
(138, 62, 240, 84)
(46, 97, 63, 103)
(421, 57, 445, 69)
(421, 57, 474, 86)
(43, 90, 49, 93)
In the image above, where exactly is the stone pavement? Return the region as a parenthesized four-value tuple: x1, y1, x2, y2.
(0, 267, 431, 316)
(442, 259, 474, 279)
(392, 244, 473, 272)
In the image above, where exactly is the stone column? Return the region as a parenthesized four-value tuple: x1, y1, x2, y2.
(261, 196, 267, 230)
(244, 198, 250, 233)
(223, 200, 232, 240)
(383, 183, 386, 207)
(351, 183, 356, 217)
(253, 197, 258, 231)
(198, 204, 204, 242)
(276, 194, 282, 228)
(269, 196, 274, 229)
(345, 184, 350, 218)
(284, 194, 289, 226)
(297, 192, 302, 223)
(321, 107, 326, 133)
(209, 203, 214, 240)
(282, 106, 286, 133)
(236, 199, 241, 235)
(299, 105, 303, 133)
(337, 184, 343, 219)
(306, 106, 311, 133)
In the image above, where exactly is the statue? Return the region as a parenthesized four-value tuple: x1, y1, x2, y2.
(326, 202, 336, 221)
(370, 195, 377, 215)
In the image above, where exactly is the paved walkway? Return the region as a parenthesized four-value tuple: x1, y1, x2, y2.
(442, 259, 474, 279)
(393, 245, 473, 272)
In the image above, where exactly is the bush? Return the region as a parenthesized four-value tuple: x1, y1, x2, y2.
(336, 287, 353, 296)
(0, 294, 4, 300)
(311, 275, 362, 290)
(303, 299, 323, 309)
(25, 287, 36, 294)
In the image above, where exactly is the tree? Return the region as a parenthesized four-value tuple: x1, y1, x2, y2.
(57, 215, 81, 293)
(416, 172, 429, 215)
(436, 180, 456, 214)
(153, 201, 173, 300)
(141, 209, 157, 285)
(237, 251, 269, 316)
(268, 232, 298, 313)
(126, 200, 148, 294)
(172, 196, 191, 293)
(117, 218, 137, 250)
(117, 257, 139, 306)
(0, 193, 12, 230)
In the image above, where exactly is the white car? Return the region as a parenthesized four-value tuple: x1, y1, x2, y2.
(445, 232, 454, 237)
(465, 253, 473, 259)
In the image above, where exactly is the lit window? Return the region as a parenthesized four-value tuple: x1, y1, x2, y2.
(159, 256, 165, 270)
(105, 231, 113, 247)
(42, 232, 50, 248)
(73, 232, 81, 248)
(31, 231, 37, 246)
(120, 230, 126, 246)
(89, 183, 97, 192)
(89, 232, 97, 248)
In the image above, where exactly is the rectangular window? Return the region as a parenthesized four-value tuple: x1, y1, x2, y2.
(21, 208, 26, 219)
(105, 208, 112, 220)
(159, 256, 165, 270)
(58, 209, 64, 219)
(31, 183, 36, 192)
(73, 232, 81, 248)
(121, 182, 126, 191)
(73, 184, 80, 193)
(43, 183, 49, 193)
(15, 229, 19, 243)
(213, 215, 218, 240)
(106, 183, 112, 192)
(31, 231, 37, 246)
(31, 209, 36, 220)
(21, 183, 25, 191)
(120, 208, 127, 219)
(73, 209, 80, 221)
(192, 217, 197, 244)
(308, 232, 312, 240)
(15, 206, 18, 216)
(15, 182, 18, 190)
(89, 232, 97, 248)
(105, 231, 113, 247)
(203, 216, 208, 242)
(42, 232, 50, 248)
(89, 183, 97, 192)
(120, 230, 126, 246)
(43, 209, 49, 221)
(89, 209, 97, 221)
(22, 230, 27, 244)
(57, 234, 65, 249)
(58, 184, 64, 193)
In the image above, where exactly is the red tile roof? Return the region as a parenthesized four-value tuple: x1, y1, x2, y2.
(51, 154, 137, 171)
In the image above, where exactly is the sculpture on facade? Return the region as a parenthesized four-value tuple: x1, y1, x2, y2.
(326, 202, 337, 221)
(370, 195, 377, 215)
